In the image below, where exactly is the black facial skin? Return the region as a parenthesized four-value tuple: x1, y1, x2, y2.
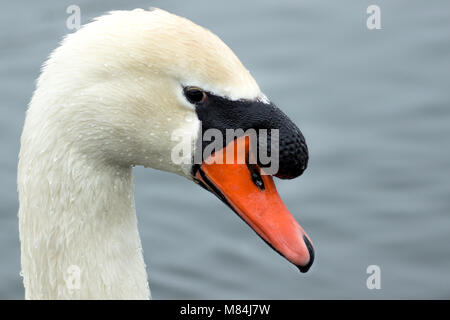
(186, 87, 309, 180)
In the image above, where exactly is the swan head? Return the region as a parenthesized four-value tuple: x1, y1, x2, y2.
(34, 8, 313, 272)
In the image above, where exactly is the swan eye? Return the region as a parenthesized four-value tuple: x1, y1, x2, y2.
(184, 87, 207, 105)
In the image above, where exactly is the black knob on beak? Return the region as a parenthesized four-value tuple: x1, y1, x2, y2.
(256, 104, 308, 179)
(275, 119, 308, 179)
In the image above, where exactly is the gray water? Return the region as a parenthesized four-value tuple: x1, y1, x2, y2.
(1, 0, 450, 299)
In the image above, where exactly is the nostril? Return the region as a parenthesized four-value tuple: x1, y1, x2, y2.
(297, 235, 314, 273)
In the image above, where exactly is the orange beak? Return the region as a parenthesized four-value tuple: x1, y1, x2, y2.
(194, 136, 314, 272)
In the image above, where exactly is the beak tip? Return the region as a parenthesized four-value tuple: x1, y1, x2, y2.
(297, 235, 315, 273)
(297, 261, 313, 273)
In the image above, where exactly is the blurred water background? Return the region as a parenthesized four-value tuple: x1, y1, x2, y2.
(1, 0, 449, 299)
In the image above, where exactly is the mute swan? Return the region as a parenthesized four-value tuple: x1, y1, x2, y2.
(18, 8, 313, 299)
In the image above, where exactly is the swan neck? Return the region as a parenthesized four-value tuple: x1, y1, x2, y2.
(18, 147, 151, 299)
